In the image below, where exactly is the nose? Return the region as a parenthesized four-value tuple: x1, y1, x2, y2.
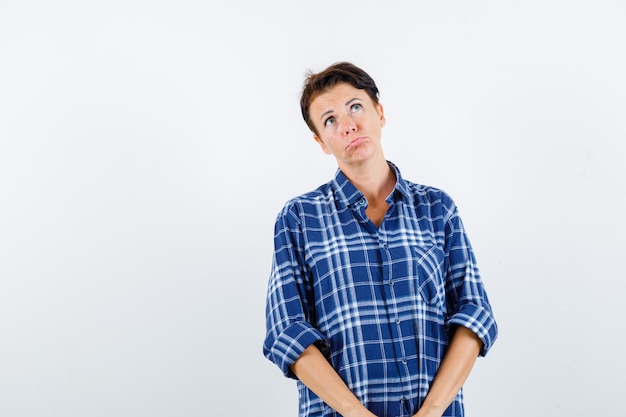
(341, 116, 357, 134)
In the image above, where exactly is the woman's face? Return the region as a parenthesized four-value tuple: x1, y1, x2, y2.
(309, 82, 386, 168)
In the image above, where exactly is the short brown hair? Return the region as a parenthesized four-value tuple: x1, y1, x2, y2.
(300, 62, 380, 135)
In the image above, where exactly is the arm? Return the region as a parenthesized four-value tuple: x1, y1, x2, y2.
(290, 344, 378, 417)
(413, 326, 482, 417)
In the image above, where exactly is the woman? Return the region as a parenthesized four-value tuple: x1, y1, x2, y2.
(263, 62, 498, 417)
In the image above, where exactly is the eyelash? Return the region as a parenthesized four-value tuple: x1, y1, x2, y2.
(350, 103, 362, 112)
(324, 103, 363, 127)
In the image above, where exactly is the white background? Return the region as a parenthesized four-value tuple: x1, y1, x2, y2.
(1, 1, 625, 416)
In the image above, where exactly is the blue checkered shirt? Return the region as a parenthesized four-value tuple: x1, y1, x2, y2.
(263, 163, 497, 417)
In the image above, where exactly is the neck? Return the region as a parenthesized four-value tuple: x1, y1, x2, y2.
(339, 157, 396, 202)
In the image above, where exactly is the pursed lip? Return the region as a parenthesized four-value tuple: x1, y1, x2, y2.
(346, 136, 366, 149)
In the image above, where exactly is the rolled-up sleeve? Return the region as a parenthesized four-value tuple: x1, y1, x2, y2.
(441, 195, 498, 356)
(263, 202, 329, 378)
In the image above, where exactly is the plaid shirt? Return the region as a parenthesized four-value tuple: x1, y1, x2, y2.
(263, 163, 497, 417)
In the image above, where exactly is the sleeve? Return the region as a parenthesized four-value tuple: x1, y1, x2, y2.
(262, 201, 329, 378)
(441, 193, 498, 356)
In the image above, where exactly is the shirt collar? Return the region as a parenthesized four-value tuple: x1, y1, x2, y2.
(331, 161, 411, 209)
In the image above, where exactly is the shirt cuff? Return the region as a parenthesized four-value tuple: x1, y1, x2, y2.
(265, 321, 329, 379)
(447, 303, 498, 356)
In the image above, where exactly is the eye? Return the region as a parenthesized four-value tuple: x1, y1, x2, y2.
(324, 116, 336, 127)
(350, 103, 362, 112)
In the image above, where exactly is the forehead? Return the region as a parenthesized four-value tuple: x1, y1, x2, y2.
(310, 83, 371, 113)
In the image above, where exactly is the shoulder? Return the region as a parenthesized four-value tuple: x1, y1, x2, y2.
(402, 179, 457, 211)
(390, 162, 457, 211)
(275, 181, 334, 222)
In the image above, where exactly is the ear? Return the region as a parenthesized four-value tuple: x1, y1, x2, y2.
(313, 134, 332, 155)
(377, 103, 386, 128)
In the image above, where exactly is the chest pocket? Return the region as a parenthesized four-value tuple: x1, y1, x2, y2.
(412, 244, 446, 309)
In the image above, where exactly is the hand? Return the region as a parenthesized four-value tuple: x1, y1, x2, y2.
(341, 406, 379, 417)
(412, 407, 441, 417)
(411, 327, 483, 417)
(291, 345, 379, 417)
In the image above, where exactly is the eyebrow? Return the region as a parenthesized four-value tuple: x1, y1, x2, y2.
(318, 98, 361, 122)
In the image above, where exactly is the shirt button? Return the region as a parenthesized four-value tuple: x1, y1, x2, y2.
(388, 281, 394, 286)
(402, 358, 407, 364)
(395, 319, 401, 324)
